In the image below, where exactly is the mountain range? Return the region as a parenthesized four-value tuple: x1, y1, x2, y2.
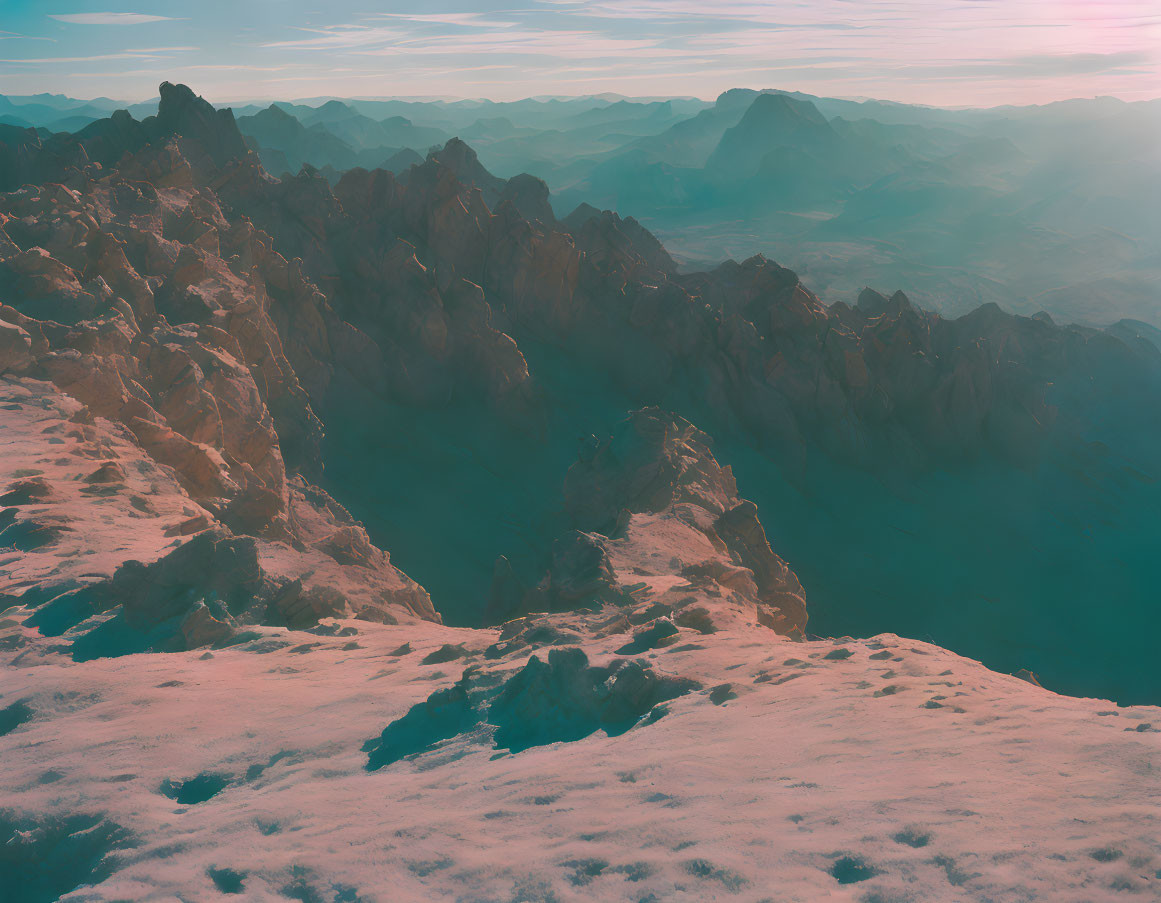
(2, 82, 1161, 901)
(4, 86, 1155, 330)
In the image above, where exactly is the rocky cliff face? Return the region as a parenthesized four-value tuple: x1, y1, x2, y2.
(487, 408, 806, 634)
(0, 84, 436, 642)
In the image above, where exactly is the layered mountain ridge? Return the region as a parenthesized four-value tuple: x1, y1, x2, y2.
(3, 83, 1160, 699)
(11, 83, 1158, 326)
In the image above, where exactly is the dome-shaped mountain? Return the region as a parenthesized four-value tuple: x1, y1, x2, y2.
(706, 92, 839, 178)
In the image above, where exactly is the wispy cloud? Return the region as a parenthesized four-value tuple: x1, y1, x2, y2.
(0, 30, 55, 42)
(554, 0, 881, 27)
(260, 26, 408, 52)
(1, 53, 159, 63)
(370, 13, 522, 29)
(895, 51, 1156, 81)
(2, 46, 196, 64)
(9, 0, 1161, 105)
(261, 23, 678, 61)
(124, 46, 198, 53)
(48, 13, 178, 26)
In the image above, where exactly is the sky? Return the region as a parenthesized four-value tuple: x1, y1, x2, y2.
(1, 1, 1159, 106)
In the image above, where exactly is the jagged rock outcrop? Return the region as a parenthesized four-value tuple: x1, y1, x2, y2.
(561, 203, 678, 279)
(498, 172, 556, 226)
(0, 84, 437, 636)
(364, 645, 700, 770)
(487, 646, 700, 752)
(29, 529, 262, 658)
(490, 408, 807, 636)
(563, 408, 740, 532)
(19, 512, 434, 659)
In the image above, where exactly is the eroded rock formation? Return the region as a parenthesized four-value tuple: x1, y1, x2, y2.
(0, 84, 435, 633)
(488, 408, 807, 634)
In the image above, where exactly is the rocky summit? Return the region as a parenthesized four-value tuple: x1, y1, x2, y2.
(2, 84, 1161, 902)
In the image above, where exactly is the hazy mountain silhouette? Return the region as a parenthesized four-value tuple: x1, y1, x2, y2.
(9, 84, 1159, 325)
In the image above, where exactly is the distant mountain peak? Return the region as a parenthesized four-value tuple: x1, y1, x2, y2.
(714, 88, 762, 110)
(562, 202, 602, 229)
(705, 91, 836, 177)
(738, 91, 829, 129)
(256, 103, 297, 123)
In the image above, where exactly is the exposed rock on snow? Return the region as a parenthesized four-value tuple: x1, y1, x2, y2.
(488, 646, 699, 752)
(2, 615, 1160, 901)
(366, 646, 699, 769)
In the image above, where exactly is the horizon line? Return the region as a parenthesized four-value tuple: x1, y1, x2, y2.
(10, 83, 1159, 114)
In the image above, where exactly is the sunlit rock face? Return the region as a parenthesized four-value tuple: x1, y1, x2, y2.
(2, 83, 1161, 902)
(0, 83, 434, 631)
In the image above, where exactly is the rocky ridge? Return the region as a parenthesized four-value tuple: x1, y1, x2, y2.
(0, 83, 819, 657)
(0, 84, 437, 650)
(199, 122, 1161, 480)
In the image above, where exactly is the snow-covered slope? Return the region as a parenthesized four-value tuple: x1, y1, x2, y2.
(3, 400, 1159, 901)
(3, 615, 1160, 902)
